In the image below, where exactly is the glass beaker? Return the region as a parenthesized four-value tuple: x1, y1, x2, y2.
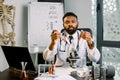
(80, 56, 86, 67)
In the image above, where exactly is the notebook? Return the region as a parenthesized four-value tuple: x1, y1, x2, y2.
(1, 46, 36, 72)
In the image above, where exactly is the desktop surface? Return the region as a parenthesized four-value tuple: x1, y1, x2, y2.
(35, 64, 114, 80)
(0, 67, 37, 80)
(0, 66, 114, 80)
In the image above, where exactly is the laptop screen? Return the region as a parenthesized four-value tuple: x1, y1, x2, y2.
(1, 46, 36, 72)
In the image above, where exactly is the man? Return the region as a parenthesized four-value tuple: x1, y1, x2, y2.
(43, 12, 100, 67)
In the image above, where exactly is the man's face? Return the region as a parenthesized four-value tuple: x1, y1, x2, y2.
(63, 16, 78, 35)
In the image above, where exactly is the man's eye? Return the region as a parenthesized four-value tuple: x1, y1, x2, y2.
(64, 21, 69, 24)
(64, 20, 77, 24)
(72, 20, 77, 23)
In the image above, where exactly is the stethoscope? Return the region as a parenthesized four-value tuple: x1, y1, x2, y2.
(59, 31, 81, 52)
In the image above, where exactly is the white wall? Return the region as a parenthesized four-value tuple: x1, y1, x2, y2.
(64, 0, 92, 28)
(1, 0, 92, 47)
(0, 0, 92, 71)
(0, 0, 37, 72)
(3, 0, 37, 47)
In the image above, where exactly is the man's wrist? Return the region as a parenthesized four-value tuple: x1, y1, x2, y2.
(49, 41, 56, 50)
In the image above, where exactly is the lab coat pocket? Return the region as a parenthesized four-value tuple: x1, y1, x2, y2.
(58, 51, 67, 62)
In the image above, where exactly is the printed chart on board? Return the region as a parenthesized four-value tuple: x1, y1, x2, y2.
(28, 2, 64, 53)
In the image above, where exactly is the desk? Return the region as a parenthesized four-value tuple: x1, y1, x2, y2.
(35, 65, 114, 80)
(0, 68, 37, 80)
(35, 66, 76, 80)
(0, 67, 114, 80)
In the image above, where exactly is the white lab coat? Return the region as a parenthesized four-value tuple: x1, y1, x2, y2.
(43, 30, 100, 66)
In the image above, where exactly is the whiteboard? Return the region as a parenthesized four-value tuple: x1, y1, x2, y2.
(28, 2, 64, 53)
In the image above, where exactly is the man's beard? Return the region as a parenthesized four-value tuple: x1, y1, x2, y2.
(64, 25, 78, 35)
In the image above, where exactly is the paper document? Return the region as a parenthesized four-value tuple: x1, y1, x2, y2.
(34, 75, 76, 80)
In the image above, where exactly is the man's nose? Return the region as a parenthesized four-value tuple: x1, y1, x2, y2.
(68, 22, 73, 26)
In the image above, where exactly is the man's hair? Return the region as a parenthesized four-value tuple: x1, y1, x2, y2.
(62, 12, 78, 21)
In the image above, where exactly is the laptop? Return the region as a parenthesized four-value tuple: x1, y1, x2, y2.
(1, 46, 36, 72)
